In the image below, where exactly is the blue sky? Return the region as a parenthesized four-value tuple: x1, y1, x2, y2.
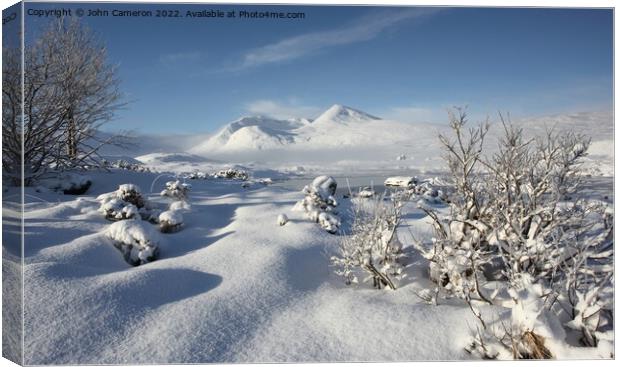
(21, 3, 613, 133)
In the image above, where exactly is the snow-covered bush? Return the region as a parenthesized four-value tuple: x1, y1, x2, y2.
(158, 180, 191, 232)
(98, 184, 155, 222)
(293, 175, 340, 234)
(331, 194, 405, 290)
(277, 213, 289, 226)
(38, 172, 92, 195)
(415, 108, 614, 358)
(105, 159, 152, 172)
(158, 210, 184, 233)
(186, 171, 208, 180)
(408, 179, 448, 203)
(412, 109, 493, 301)
(160, 180, 191, 201)
(465, 274, 559, 360)
(214, 168, 248, 181)
(318, 212, 340, 234)
(116, 184, 146, 208)
(107, 220, 160, 266)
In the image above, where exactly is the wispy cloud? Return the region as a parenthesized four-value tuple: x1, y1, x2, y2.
(236, 8, 442, 70)
(244, 99, 322, 119)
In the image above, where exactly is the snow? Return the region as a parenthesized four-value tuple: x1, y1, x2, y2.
(277, 213, 289, 226)
(38, 172, 92, 194)
(189, 104, 443, 162)
(5, 104, 614, 364)
(159, 210, 183, 226)
(311, 104, 379, 125)
(107, 219, 160, 265)
(385, 176, 416, 187)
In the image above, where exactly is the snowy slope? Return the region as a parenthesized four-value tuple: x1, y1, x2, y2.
(188, 104, 448, 172)
(193, 115, 310, 152)
(189, 105, 612, 170)
(15, 171, 480, 364)
(13, 168, 612, 364)
(311, 103, 380, 125)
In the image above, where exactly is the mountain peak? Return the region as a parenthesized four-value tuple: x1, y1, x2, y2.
(313, 104, 380, 124)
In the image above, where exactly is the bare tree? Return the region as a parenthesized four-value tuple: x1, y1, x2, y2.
(2, 17, 126, 185)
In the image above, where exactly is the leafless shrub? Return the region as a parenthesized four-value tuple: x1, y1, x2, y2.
(331, 193, 406, 290)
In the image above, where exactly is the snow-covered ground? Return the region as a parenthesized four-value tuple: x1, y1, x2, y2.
(2, 105, 614, 363)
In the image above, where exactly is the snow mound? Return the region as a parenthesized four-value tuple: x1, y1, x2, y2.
(169, 200, 191, 212)
(159, 210, 184, 233)
(277, 213, 289, 226)
(312, 104, 380, 125)
(107, 220, 160, 265)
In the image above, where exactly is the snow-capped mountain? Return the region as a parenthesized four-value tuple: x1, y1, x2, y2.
(312, 104, 380, 125)
(202, 115, 309, 151)
(190, 104, 433, 155)
(188, 104, 612, 174)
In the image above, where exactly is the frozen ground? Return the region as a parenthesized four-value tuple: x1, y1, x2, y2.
(7, 170, 468, 363)
(4, 168, 612, 364)
(2, 106, 614, 363)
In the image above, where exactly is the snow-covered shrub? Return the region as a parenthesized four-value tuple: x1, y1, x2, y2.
(465, 274, 560, 360)
(160, 180, 191, 201)
(560, 216, 614, 347)
(506, 276, 557, 359)
(59, 173, 92, 195)
(293, 175, 340, 234)
(277, 213, 289, 226)
(99, 199, 138, 220)
(415, 108, 613, 358)
(97, 184, 155, 221)
(331, 194, 405, 290)
(412, 109, 494, 301)
(38, 172, 92, 195)
(408, 179, 448, 203)
(318, 212, 340, 234)
(564, 283, 613, 348)
(187, 171, 208, 180)
(107, 220, 160, 265)
(105, 159, 151, 172)
(158, 210, 184, 233)
(214, 168, 248, 181)
(117, 184, 146, 208)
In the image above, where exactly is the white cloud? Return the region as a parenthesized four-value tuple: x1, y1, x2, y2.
(237, 8, 442, 70)
(244, 99, 322, 120)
